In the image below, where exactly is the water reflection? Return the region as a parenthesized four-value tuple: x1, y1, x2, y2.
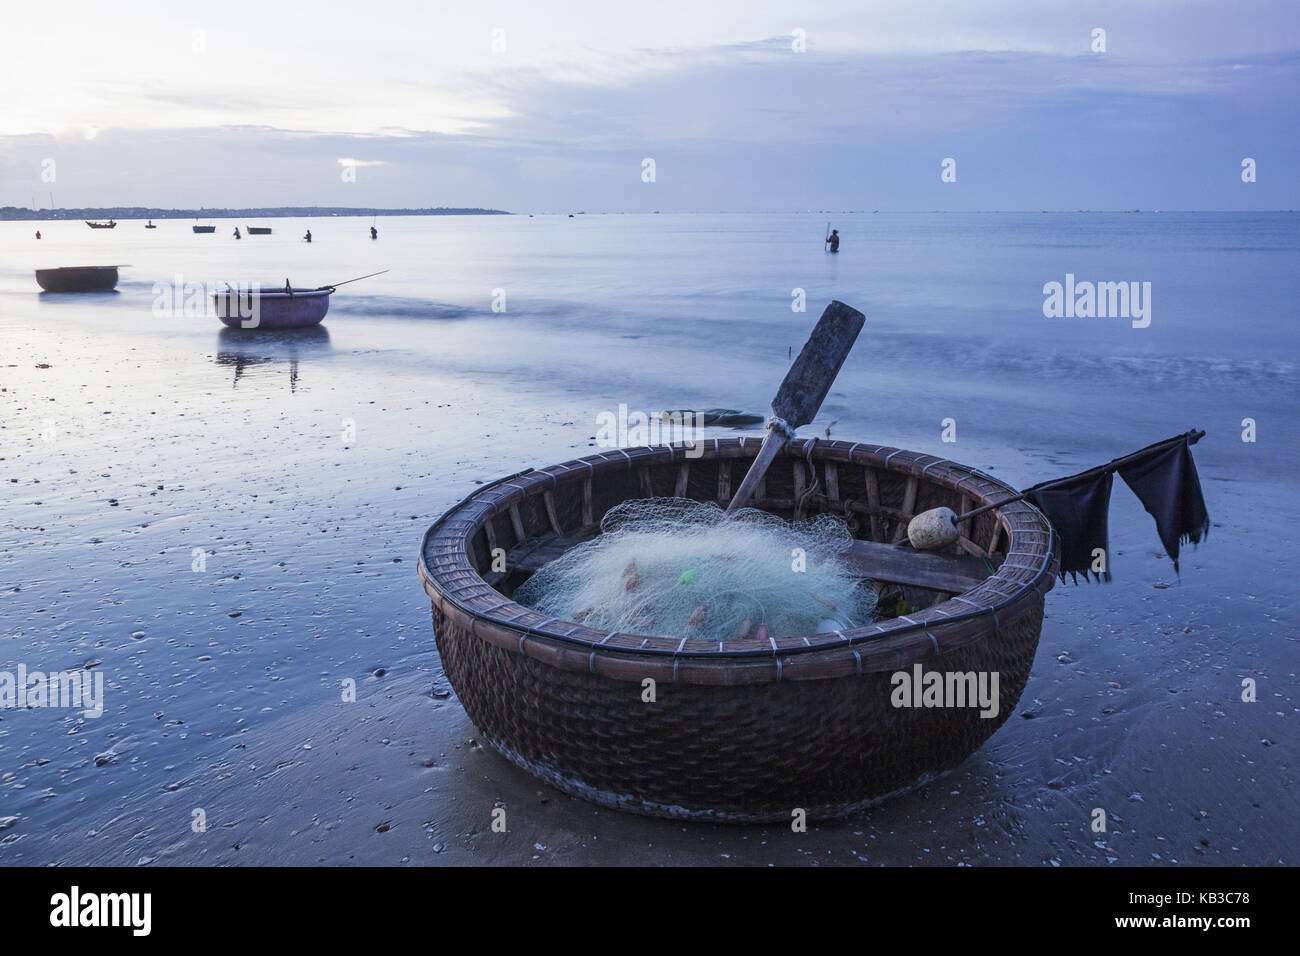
(214, 326, 332, 391)
(37, 289, 122, 300)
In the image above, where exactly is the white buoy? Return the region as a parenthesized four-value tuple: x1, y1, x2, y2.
(908, 507, 960, 550)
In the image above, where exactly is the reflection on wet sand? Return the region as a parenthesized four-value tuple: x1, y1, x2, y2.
(37, 289, 122, 300)
(215, 325, 332, 390)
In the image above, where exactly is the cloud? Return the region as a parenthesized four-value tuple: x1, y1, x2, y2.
(2, 2, 1297, 211)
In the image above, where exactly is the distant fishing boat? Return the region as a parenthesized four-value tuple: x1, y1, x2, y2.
(85, 220, 116, 229)
(214, 287, 332, 330)
(35, 265, 120, 292)
(145, 220, 157, 229)
(246, 226, 272, 235)
(193, 224, 216, 234)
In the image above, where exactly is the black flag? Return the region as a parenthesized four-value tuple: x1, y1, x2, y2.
(1117, 436, 1210, 573)
(1028, 472, 1114, 582)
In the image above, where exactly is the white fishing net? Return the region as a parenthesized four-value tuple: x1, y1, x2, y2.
(514, 498, 877, 641)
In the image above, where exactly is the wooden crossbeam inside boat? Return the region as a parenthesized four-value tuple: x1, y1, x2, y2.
(843, 538, 995, 592)
(487, 533, 996, 594)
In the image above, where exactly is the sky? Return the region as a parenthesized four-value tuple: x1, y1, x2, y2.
(0, 0, 1296, 211)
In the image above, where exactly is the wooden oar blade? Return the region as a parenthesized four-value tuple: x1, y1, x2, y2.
(771, 300, 865, 428)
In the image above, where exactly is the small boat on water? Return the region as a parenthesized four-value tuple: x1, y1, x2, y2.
(211, 271, 387, 331)
(247, 226, 272, 235)
(85, 220, 117, 229)
(145, 220, 157, 229)
(193, 224, 216, 234)
(213, 287, 332, 330)
(35, 265, 120, 292)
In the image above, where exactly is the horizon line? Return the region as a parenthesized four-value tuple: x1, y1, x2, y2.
(4, 207, 1299, 219)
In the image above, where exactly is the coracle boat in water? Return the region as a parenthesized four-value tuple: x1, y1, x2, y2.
(193, 224, 216, 234)
(246, 226, 272, 235)
(35, 265, 120, 292)
(213, 287, 332, 330)
(418, 438, 1058, 822)
(85, 220, 117, 229)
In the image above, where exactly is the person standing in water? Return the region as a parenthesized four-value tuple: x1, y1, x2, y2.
(233, 227, 241, 239)
(825, 228, 840, 253)
(370, 225, 378, 240)
(303, 229, 312, 243)
(35, 230, 41, 239)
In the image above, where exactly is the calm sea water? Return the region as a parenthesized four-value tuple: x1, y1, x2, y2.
(6, 212, 1297, 454)
(1, 212, 1296, 865)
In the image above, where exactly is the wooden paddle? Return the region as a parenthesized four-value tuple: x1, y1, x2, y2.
(725, 300, 865, 514)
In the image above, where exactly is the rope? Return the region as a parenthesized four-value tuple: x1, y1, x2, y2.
(795, 439, 823, 518)
(956, 428, 1205, 524)
(767, 416, 797, 443)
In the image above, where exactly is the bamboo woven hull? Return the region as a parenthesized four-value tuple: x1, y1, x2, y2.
(419, 439, 1059, 822)
(432, 600, 1044, 820)
(35, 266, 118, 292)
(213, 289, 331, 329)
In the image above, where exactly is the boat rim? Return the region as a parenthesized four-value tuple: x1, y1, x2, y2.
(211, 288, 333, 299)
(417, 438, 1058, 662)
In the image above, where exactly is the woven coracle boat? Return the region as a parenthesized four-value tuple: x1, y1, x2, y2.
(212, 288, 332, 329)
(35, 266, 119, 293)
(418, 438, 1059, 822)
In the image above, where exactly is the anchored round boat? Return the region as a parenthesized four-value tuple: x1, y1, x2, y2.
(35, 266, 120, 292)
(418, 438, 1059, 822)
(213, 287, 332, 330)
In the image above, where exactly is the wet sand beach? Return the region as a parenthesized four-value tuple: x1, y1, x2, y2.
(1, 213, 1296, 865)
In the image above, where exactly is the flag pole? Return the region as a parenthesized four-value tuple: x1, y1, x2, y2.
(955, 429, 1205, 525)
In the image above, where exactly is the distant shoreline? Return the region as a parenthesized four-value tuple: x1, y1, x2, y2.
(0, 206, 510, 221)
(2, 208, 1292, 221)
